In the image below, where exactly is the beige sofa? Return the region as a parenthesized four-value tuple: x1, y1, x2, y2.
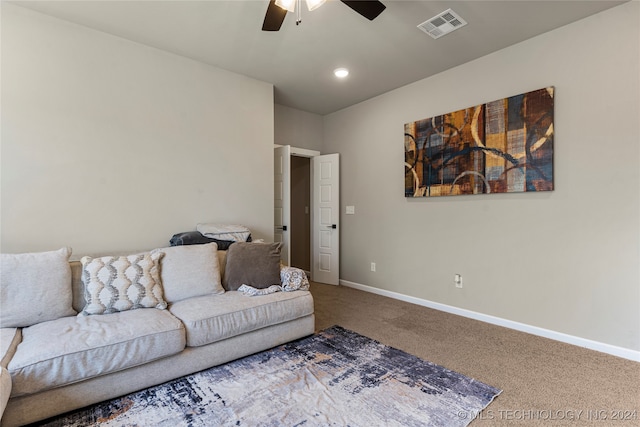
(0, 242, 314, 426)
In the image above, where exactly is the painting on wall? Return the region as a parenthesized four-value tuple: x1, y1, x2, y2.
(404, 87, 554, 197)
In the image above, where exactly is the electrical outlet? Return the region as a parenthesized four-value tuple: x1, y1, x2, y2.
(454, 274, 463, 288)
(371, 262, 376, 272)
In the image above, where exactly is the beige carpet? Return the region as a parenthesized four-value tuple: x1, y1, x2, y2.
(310, 282, 640, 426)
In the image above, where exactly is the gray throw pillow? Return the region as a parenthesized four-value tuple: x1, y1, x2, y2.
(223, 242, 282, 291)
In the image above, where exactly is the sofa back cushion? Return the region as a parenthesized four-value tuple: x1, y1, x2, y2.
(0, 247, 76, 327)
(153, 242, 224, 303)
(70, 248, 229, 311)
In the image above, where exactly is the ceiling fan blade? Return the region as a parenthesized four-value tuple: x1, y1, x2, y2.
(262, 0, 287, 31)
(340, 0, 386, 21)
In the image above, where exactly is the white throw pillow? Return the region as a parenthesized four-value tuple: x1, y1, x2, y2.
(0, 247, 75, 327)
(154, 242, 224, 303)
(80, 252, 167, 315)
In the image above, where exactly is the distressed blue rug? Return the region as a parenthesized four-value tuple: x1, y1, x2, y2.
(36, 326, 501, 426)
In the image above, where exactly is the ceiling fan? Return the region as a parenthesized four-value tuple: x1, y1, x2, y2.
(262, 0, 386, 31)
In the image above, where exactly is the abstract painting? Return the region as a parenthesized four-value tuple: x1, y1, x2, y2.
(405, 87, 554, 197)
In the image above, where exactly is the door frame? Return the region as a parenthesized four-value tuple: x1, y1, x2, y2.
(273, 145, 291, 266)
(275, 145, 340, 283)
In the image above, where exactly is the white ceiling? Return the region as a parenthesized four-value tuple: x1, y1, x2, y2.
(10, 0, 626, 115)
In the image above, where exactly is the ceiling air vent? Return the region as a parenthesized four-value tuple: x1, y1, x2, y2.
(417, 9, 467, 39)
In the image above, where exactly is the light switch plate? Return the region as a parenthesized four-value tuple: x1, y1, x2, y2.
(346, 206, 355, 215)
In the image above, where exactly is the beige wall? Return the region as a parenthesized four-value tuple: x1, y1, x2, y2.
(1, 4, 275, 256)
(2, 2, 637, 353)
(323, 2, 639, 352)
(274, 104, 323, 151)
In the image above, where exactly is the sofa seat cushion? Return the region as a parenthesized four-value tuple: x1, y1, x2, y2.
(7, 309, 185, 397)
(169, 290, 314, 347)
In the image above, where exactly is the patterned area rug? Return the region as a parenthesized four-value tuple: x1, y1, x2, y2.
(35, 326, 501, 426)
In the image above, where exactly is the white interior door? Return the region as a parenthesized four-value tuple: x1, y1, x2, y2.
(274, 145, 291, 266)
(312, 154, 339, 285)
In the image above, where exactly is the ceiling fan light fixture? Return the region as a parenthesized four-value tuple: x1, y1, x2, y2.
(263, 0, 385, 31)
(275, 0, 296, 12)
(306, 0, 326, 11)
(334, 68, 349, 78)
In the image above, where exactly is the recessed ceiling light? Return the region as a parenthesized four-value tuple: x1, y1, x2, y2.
(334, 68, 349, 78)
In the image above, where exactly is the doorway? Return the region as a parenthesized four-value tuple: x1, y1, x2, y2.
(274, 146, 340, 285)
(290, 156, 311, 273)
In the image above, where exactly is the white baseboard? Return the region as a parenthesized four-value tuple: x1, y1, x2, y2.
(339, 279, 640, 362)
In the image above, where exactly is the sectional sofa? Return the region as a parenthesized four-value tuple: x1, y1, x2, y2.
(0, 242, 315, 426)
